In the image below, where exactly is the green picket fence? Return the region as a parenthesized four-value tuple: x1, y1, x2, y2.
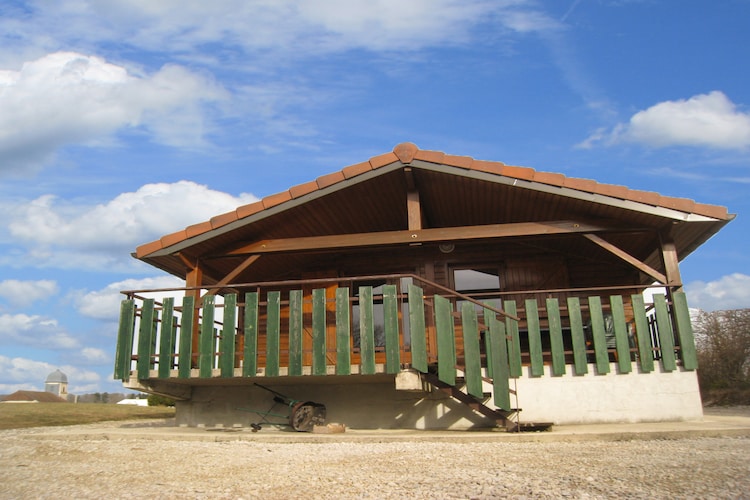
(114, 286, 697, 412)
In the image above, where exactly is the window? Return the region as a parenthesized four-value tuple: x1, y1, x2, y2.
(451, 266, 502, 312)
(453, 268, 501, 293)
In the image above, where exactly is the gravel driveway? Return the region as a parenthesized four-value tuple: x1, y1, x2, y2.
(2, 412, 750, 499)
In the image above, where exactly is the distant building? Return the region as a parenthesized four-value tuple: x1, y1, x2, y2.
(116, 398, 149, 406)
(44, 369, 68, 400)
(1, 390, 67, 403)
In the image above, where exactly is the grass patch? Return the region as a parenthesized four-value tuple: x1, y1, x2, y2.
(0, 403, 175, 430)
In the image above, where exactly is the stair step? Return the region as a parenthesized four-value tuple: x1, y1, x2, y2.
(421, 372, 549, 433)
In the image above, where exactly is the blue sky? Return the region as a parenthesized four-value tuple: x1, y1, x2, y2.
(1, 0, 748, 395)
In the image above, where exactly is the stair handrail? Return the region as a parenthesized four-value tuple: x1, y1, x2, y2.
(120, 272, 520, 321)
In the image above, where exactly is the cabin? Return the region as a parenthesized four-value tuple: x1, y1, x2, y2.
(114, 142, 734, 430)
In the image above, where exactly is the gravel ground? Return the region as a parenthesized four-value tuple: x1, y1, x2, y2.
(2, 418, 750, 499)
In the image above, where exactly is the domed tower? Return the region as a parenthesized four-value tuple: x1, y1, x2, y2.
(45, 369, 68, 400)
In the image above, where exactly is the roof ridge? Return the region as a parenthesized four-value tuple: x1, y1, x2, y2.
(135, 142, 732, 258)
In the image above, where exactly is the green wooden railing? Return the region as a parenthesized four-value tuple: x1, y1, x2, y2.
(114, 281, 697, 412)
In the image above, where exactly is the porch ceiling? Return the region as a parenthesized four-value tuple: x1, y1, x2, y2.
(134, 143, 733, 285)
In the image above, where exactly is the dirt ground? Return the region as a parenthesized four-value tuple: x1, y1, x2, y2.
(2, 407, 750, 499)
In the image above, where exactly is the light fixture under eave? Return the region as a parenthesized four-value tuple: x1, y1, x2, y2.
(439, 243, 455, 254)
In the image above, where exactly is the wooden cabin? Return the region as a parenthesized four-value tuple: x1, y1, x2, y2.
(115, 142, 734, 430)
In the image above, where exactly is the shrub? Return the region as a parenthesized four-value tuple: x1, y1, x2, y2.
(147, 394, 176, 407)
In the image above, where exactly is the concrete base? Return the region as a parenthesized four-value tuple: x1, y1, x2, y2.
(138, 362, 703, 430)
(510, 362, 704, 425)
(175, 377, 492, 430)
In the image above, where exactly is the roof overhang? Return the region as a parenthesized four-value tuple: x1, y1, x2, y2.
(134, 143, 734, 284)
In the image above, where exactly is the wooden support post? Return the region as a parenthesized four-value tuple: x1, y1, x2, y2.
(660, 231, 683, 292)
(185, 263, 203, 367)
(659, 229, 687, 365)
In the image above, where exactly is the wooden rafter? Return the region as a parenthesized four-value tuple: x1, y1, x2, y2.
(227, 220, 614, 256)
(177, 252, 197, 270)
(583, 233, 667, 284)
(202, 254, 262, 297)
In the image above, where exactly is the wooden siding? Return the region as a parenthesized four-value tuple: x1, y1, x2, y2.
(116, 285, 698, 412)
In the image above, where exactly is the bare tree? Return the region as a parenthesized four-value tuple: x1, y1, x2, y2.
(694, 309, 750, 390)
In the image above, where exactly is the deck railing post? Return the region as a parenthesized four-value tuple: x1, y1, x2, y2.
(198, 295, 215, 378)
(219, 293, 237, 377)
(672, 291, 698, 370)
(158, 297, 175, 379)
(335, 287, 351, 375)
(115, 299, 136, 381)
(407, 285, 428, 373)
(312, 288, 327, 376)
(136, 299, 155, 380)
(242, 292, 259, 377)
(434, 295, 456, 385)
(653, 294, 677, 371)
(383, 285, 400, 374)
(359, 286, 376, 375)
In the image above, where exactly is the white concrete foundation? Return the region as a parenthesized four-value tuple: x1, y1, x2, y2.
(509, 363, 703, 425)
(163, 363, 703, 430)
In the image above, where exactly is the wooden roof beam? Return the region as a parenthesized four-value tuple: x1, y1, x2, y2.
(227, 220, 616, 256)
(584, 233, 667, 285)
(177, 252, 198, 270)
(202, 254, 262, 297)
(404, 167, 422, 231)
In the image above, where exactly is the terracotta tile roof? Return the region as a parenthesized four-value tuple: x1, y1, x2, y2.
(136, 142, 733, 258)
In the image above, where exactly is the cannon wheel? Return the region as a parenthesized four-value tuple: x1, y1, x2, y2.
(289, 401, 327, 432)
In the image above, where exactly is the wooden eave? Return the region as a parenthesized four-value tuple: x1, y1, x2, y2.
(134, 143, 734, 284)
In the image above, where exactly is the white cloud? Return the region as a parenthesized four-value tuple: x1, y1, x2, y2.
(2, 181, 258, 271)
(67, 369, 103, 395)
(580, 92, 750, 150)
(0, 51, 228, 174)
(0, 313, 78, 350)
(6, 1, 541, 57)
(501, 8, 562, 33)
(78, 348, 110, 365)
(0, 3, 562, 166)
(0, 355, 100, 394)
(0, 355, 53, 392)
(685, 273, 750, 312)
(0, 279, 59, 308)
(76, 276, 185, 320)
(76, 275, 228, 323)
(294, 0, 536, 51)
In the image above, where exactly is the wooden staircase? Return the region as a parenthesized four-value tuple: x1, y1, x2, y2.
(423, 372, 520, 431)
(421, 371, 553, 432)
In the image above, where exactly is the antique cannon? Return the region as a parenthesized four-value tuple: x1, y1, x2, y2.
(238, 383, 326, 432)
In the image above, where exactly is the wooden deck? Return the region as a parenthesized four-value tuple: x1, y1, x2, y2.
(115, 277, 698, 412)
